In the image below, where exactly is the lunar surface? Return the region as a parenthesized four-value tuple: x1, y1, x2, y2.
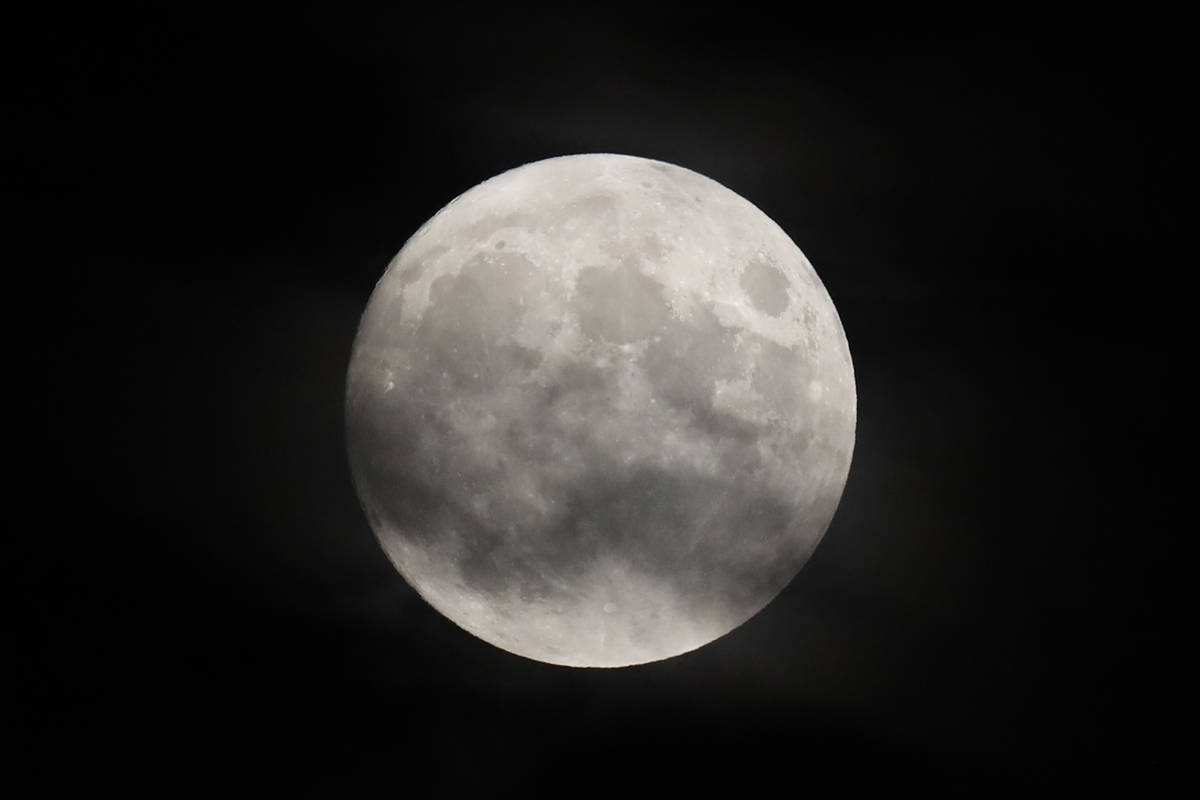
(345, 154, 856, 667)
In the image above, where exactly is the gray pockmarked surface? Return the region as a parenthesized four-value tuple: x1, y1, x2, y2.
(346, 154, 856, 667)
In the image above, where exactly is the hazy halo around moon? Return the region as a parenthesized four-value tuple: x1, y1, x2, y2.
(345, 153, 856, 667)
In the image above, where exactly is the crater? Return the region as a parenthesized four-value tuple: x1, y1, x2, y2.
(740, 260, 791, 317)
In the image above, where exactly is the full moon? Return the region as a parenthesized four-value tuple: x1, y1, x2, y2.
(345, 154, 856, 667)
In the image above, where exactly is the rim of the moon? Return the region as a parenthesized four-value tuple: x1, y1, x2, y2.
(346, 153, 856, 667)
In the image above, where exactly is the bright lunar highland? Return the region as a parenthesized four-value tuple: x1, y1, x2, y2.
(346, 154, 856, 667)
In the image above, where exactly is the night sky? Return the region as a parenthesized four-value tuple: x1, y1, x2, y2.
(16, 5, 1180, 793)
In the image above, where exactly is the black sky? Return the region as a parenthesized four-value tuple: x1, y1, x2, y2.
(15, 4, 1181, 794)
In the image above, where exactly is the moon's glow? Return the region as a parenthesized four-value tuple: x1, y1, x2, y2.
(346, 154, 856, 667)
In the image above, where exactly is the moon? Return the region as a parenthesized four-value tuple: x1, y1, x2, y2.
(345, 154, 856, 667)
